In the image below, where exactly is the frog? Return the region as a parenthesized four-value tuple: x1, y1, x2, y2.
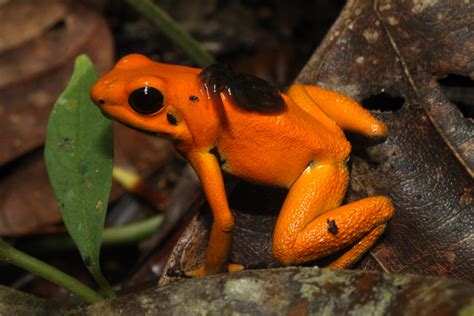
(91, 54, 395, 277)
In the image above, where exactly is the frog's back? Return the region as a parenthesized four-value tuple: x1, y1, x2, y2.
(280, 94, 351, 158)
(216, 94, 351, 188)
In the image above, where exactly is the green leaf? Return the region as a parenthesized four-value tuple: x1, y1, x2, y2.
(44, 55, 115, 297)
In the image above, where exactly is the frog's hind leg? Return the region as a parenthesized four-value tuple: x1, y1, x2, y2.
(272, 162, 394, 268)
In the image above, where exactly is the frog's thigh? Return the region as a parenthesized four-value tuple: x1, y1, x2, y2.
(272, 163, 394, 267)
(272, 163, 348, 264)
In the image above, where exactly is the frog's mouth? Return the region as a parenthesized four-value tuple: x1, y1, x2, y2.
(104, 113, 166, 138)
(99, 109, 114, 121)
(119, 120, 161, 136)
(98, 106, 172, 139)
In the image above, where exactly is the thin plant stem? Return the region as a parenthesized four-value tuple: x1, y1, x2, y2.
(126, 0, 215, 67)
(0, 238, 103, 304)
(22, 215, 164, 253)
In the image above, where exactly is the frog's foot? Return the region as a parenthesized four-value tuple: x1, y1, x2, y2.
(184, 263, 244, 277)
(184, 265, 207, 277)
(227, 263, 245, 273)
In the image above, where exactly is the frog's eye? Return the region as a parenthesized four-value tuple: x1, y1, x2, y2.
(128, 86, 164, 115)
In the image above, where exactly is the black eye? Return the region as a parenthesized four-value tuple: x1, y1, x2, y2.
(128, 86, 164, 115)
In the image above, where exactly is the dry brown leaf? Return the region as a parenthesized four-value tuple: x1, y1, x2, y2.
(0, 0, 67, 54)
(0, 3, 114, 235)
(0, 154, 60, 236)
(0, 4, 113, 165)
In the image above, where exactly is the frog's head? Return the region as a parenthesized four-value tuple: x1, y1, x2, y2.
(91, 54, 221, 150)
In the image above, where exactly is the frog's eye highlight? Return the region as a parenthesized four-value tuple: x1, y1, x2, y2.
(128, 86, 164, 115)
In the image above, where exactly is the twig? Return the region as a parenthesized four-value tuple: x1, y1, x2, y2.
(126, 0, 215, 67)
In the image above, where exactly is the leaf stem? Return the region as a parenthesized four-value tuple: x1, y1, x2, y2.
(89, 264, 116, 298)
(21, 215, 164, 253)
(0, 238, 103, 304)
(126, 0, 215, 67)
(102, 214, 164, 247)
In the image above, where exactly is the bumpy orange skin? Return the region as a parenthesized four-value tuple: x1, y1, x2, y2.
(91, 54, 395, 276)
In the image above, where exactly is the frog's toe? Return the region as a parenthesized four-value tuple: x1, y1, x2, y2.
(184, 265, 207, 277)
(227, 263, 245, 273)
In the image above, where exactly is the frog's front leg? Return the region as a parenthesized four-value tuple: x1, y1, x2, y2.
(289, 84, 389, 138)
(186, 152, 240, 276)
(272, 162, 394, 267)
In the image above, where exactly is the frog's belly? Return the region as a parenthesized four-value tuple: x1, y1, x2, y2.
(218, 144, 313, 188)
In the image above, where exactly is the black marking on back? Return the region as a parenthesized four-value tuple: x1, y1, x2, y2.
(199, 64, 286, 119)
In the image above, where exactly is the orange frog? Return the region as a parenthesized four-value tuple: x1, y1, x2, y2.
(91, 54, 395, 276)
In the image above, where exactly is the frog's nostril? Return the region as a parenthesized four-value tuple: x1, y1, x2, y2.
(99, 99, 105, 105)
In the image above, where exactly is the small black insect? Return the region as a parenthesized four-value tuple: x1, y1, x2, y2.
(327, 219, 339, 235)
